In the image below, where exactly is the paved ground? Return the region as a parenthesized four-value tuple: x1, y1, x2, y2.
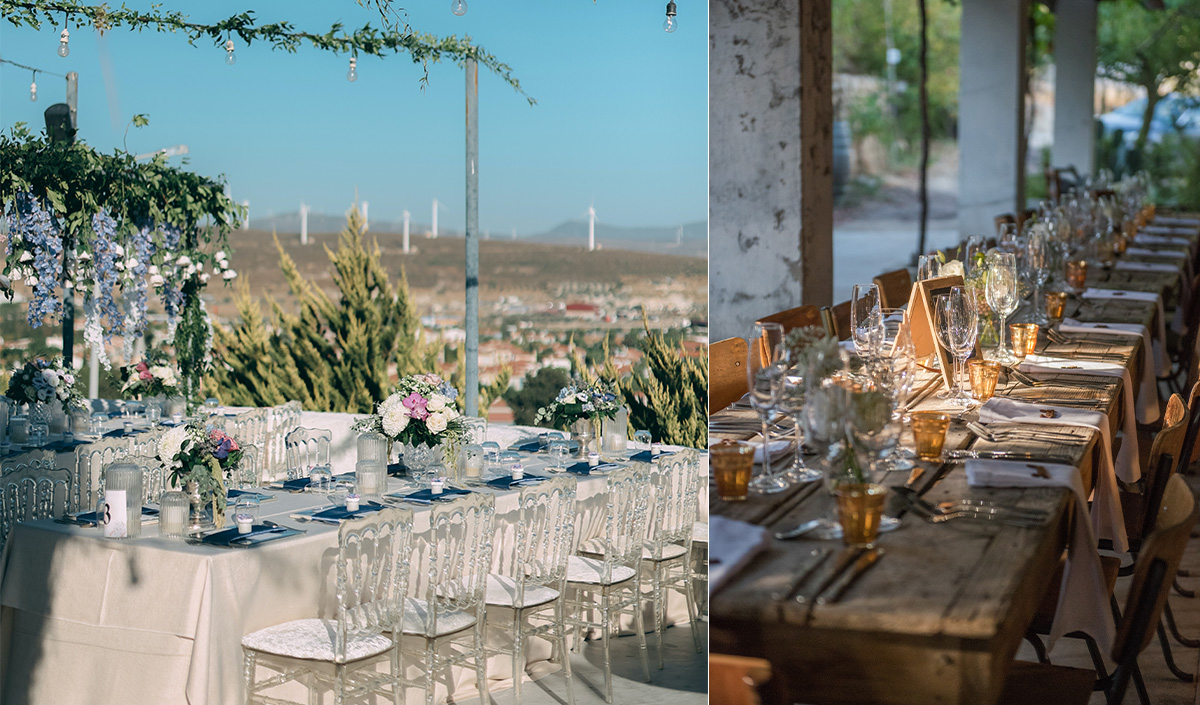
(462, 622, 708, 705)
(833, 218, 960, 302)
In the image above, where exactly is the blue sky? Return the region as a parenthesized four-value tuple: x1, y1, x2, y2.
(0, 1, 707, 235)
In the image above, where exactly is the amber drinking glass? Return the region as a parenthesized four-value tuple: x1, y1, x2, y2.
(835, 483, 888, 548)
(910, 411, 950, 462)
(1044, 291, 1068, 322)
(1009, 323, 1039, 360)
(1065, 260, 1088, 290)
(968, 360, 1001, 401)
(711, 440, 755, 502)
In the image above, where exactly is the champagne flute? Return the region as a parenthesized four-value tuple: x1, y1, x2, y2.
(1025, 228, 1051, 324)
(777, 364, 821, 484)
(747, 322, 788, 494)
(985, 253, 1019, 363)
(850, 283, 882, 363)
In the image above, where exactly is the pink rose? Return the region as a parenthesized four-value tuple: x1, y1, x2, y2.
(136, 361, 149, 373)
(402, 392, 429, 420)
(139, 370, 153, 381)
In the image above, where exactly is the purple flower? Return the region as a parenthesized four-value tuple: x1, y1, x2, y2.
(402, 392, 429, 420)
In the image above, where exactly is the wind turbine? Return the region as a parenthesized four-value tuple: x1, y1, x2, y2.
(586, 202, 598, 251)
(430, 198, 448, 238)
(300, 202, 310, 245)
(402, 209, 411, 253)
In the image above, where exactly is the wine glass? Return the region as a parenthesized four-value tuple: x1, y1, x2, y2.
(1025, 228, 1051, 324)
(850, 283, 882, 362)
(917, 254, 939, 281)
(934, 290, 978, 406)
(964, 235, 986, 274)
(870, 312, 917, 472)
(802, 372, 852, 541)
(997, 223, 1020, 254)
(633, 429, 652, 451)
(777, 365, 821, 484)
(985, 253, 1019, 363)
(747, 321, 788, 493)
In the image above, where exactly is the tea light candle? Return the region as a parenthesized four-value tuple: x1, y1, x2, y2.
(429, 479, 444, 495)
(464, 453, 483, 479)
(588, 451, 600, 467)
(345, 493, 361, 511)
(511, 463, 524, 481)
(651, 442, 663, 457)
(235, 513, 254, 534)
(123, 420, 134, 434)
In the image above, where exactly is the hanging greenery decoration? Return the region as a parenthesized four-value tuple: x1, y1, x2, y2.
(0, 0, 533, 103)
(0, 121, 241, 395)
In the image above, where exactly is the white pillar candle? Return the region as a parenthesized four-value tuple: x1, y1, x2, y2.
(588, 452, 600, 467)
(345, 494, 361, 511)
(510, 463, 524, 481)
(429, 479, 444, 495)
(235, 514, 254, 534)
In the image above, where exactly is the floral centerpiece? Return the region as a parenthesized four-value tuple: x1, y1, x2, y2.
(352, 373, 466, 473)
(535, 383, 622, 456)
(159, 421, 243, 527)
(6, 356, 86, 415)
(117, 351, 181, 400)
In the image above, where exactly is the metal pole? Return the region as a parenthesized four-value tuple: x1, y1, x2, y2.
(63, 72, 79, 368)
(465, 58, 480, 417)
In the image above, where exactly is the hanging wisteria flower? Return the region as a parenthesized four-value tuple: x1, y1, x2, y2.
(6, 193, 64, 325)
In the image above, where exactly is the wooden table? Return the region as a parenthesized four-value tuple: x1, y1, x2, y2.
(709, 241, 1184, 704)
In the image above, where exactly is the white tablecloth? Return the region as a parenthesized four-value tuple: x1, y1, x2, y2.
(0, 413, 708, 705)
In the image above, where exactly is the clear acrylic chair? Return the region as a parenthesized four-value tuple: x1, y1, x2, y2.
(399, 492, 494, 705)
(129, 428, 164, 457)
(235, 445, 264, 489)
(2, 449, 56, 474)
(73, 435, 132, 512)
(485, 475, 577, 705)
(644, 451, 703, 667)
(1, 457, 71, 553)
(284, 427, 332, 480)
(565, 464, 652, 703)
(242, 506, 413, 705)
(230, 408, 270, 480)
(268, 401, 303, 479)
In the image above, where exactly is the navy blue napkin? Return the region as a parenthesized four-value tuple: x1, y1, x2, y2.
(279, 473, 355, 491)
(201, 524, 300, 546)
(104, 428, 145, 439)
(628, 450, 675, 462)
(399, 487, 472, 503)
(309, 501, 386, 522)
(227, 489, 275, 503)
(515, 440, 580, 454)
(486, 474, 548, 489)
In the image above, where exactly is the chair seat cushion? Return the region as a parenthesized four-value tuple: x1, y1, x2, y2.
(242, 618, 393, 663)
(400, 597, 477, 637)
(693, 521, 708, 544)
(567, 555, 637, 585)
(578, 537, 689, 561)
(485, 574, 560, 608)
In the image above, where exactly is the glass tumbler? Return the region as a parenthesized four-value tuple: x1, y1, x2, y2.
(159, 491, 191, 538)
(355, 458, 386, 498)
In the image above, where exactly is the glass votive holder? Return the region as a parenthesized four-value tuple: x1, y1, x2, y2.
(345, 493, 362, 511)
(462, 444, 484, 480)
(308, 465, 333, 494)
(511, 462, 524, 481)
(1009, 323, 1039, 360)
(89, 411, 107, 438)
(235, 513, 254, 534)
(710, 440, 754, 502)
(146, 405, 162, 427)
(233, 495, 261, 523)
(910, 411, 951, 462)
(1045, 291, 1068, 322)
(355, 459, 385, 498)
(159, 491, 190, 537)
(1065, 260, 1089, 289)
(9, 414, 28, 445)
(968, 360, 1002, 402)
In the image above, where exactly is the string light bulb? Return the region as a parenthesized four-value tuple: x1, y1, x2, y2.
(451, 0, 467, 16)
(224, 38, 236, 65)
(57, 28, 70, 57)
(347, 56, 358, 82)
(29, 72, 37, 102)
(663, 1, 678, 33)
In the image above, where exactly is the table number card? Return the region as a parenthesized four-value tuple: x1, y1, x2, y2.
(905, 274, 983, 388)
(102, 490, 128, 538)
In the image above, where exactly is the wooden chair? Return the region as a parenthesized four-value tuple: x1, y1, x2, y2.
(756, 305, 823, 334)
(1002, 469, 1200, 705)
(995, 213, 1017, 236)
(709, 337, 748, 415)
(710, 654, 772, 705)
(872, 268, 913, 309)
(822, 300, 852, 341)
(1124, 394, 1188, 549)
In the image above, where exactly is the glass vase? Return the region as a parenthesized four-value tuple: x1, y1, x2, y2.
(28, 402, 49, 447)
(402, 441, 443, 482)
(104, 461, 144, 538)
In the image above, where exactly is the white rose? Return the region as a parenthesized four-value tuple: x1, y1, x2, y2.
(444, 407, 459, 420)
(223, 270, 237, 280)
(149, 274, 164, 286)
(176, 255, 191, 267)
(62, 373, 75, 386)
(939, 260, 964, 278)
(149, 365, 172, 381)
(426, 412, 448, 434)
(381, 405, 410, 436)
(42, 369, 59, 387)
(426, 395, 447, 413)
(576, 392, 589, 403)
(214, 251, 226, 261)
(148, 265, 159, 275)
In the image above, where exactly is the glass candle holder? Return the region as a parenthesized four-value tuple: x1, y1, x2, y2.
(103, 461, 144, 538)
(1044, 291, 1068, 322)
(462, 444, 484, 480)
(159, 491, 190, 537)
(1009, 323, 1039, 360)
(1065, 260, 1089, 290)
(710, 440, 755, 502)
(968, 359, 1002, 402)
(910, 411, 950, 462)
(357, 432, 389, 466)
(8, 414, 28, 445)
(355, 458, 386, 498)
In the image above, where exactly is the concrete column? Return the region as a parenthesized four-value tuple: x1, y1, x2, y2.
(709, 0, 834, 343)
(958, 0, 1028, 238)
(1052, 0, 1097, 176)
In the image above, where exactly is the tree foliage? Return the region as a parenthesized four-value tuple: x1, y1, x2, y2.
(504, 366, 573, 427)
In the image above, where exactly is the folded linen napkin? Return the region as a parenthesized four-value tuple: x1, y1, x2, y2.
(1058, 319, 1161, 423)
(1081, 288, 1169, 366)
(710, 515, 770, 593)
(1150, 216, 1200, 227)
(1114, 260, 1178, 273)
(1018, 354, 1142, 469)
(1135, 233, 1192, 247)
(1125, 246, 1187, 259)
(966, 460, 1115, 661)
(978, 397, 1128, 551)
(752, 439, 794, 464)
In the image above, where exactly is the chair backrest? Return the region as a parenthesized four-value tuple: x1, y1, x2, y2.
(1112, 471, 1199, 670)
(285, 427, 332, 478)
(236, 445, 265, 489)
(710, 337, 749, 415)
(1184, 381, 1200, 466)
(419, 492, 495, 636)
(873, 268, 913, 309)
(1134, 395, 1189, 542)
(513, 476, 577, 604)
(1, 457, 71, 553)
(596, 464, 651, 584)
(73, 436, 132, 512)
(825, 300, 852, 341)
(230, 408, 270, 456)
(2, 449, 56, 475)
(267, 401, 303, 477)
(756, 305, 823, 335)
(1176, 272, 1200, 392)
(335, 506, 413, 664)
(119, 454, 166, 504)
(646, 450, 701, 561)
(129, 428, 164, 458)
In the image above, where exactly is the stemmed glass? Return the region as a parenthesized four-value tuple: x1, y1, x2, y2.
(777, 365, 821, 484)
(801, 348, 852, 540)
(985, 252, 1020, 363)
(850, 283, 882, 363)
(997, 223, 1020, 254)
(934, 289, 978, 406)
(747, 322, 788, 494)
(869, 311, 917, 471)
(964, 235, 986, 274)
(1025, 228, 1051, 324)
(917, 254, 939, 281)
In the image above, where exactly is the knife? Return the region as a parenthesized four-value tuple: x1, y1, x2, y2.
(795, 546, 865, 604)
(945, 449, 1072, 462)
(1004, 366, 1043, 387)
(818, 547, 885, 604)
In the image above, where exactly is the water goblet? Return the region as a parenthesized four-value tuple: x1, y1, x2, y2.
(747, 321, 788, 494)
(985, 252, 1020, 364)
(633, 429, 652, 454)
(548, 439, 570, 471)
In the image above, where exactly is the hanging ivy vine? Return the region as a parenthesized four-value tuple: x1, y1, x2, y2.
(0, 122, 241, 396)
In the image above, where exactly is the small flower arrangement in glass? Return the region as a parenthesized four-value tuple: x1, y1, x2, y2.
(117, 350, 181, 400)
(6, 356, 86, 410)
(352, 373, 467, 474)
(535, 383, 623, 457)
(159, 421, 243, 527)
